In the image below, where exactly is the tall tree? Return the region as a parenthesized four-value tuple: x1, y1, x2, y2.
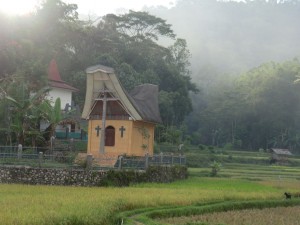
(106, 10, 175, 41)
(80, 10, 198, 127)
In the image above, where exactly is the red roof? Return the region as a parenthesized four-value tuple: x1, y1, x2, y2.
(48, 59, 79, 92)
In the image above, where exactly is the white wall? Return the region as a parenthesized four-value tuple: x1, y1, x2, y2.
(40, 87, 74, 132)
(47, 88, 72, 110)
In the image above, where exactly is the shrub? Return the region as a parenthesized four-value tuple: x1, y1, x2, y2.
(223, 143, 233, 150)
(198, 144, 206, 150)
(99, 170, 139, 187)
(73, 153, 88, 168)
(210, 161, 221, 177)
(98, 166, 188, 186)
(73, 140, 88, 152)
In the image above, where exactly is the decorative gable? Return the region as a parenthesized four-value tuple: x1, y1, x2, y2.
(82, 64, 161, 123)
(90, 100, 129, 120)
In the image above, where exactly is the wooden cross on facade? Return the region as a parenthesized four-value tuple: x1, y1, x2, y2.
(119, 126, 126, 138)
(95, 87, 118, 154)
(95, 125, 101, 137)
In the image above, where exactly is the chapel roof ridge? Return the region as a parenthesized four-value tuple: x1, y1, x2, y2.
(86, 64, 114, 74)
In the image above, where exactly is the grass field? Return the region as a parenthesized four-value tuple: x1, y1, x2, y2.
(0, 150, 300, 225)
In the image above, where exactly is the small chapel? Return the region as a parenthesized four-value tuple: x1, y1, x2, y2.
(82, 64, 162, 159)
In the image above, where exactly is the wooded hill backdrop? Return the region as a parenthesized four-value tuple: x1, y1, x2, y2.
(1, 0, 300, 152)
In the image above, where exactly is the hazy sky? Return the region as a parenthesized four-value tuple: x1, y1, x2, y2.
(0, 0, 176, 16)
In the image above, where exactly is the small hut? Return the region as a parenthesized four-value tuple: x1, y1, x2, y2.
(81, 65, 162, 161)
(270, 148, 292, 164)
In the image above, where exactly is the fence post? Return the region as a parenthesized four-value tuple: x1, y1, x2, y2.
(86, 154, 93, 171)
(66, 127, 69, 139)
(118, 156, 123, 170)
(69, 138, 74, 151)
(80, 129, 84, 140)
(17, 144, 22, 159)
(50, 136, 55, 154)
(179, 154, 182, 165)
(38, 152, 43, 168)
(160, 152, 163, 165)
(145, 153, 149, 169)
(171, 153, 174, 165)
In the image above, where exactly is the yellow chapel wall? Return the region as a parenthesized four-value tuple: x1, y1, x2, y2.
(131, 121, 155, 156)
(87, 119, 155, 157)
(87, 119, 132, 157)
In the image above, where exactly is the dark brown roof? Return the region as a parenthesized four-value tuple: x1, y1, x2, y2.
(48, 59, 79, 92)
(128, 84, 162, 124)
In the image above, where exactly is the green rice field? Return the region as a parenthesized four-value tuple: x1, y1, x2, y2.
(0, 153, 300, 225)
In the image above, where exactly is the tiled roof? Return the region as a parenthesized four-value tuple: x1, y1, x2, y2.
(49, 80, 79, 92)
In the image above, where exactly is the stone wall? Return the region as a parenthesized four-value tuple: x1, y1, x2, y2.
(0, 166, 106, 186)
(0, 165, 188, 187)
(145, 165, 188, 183)
(99, 166, 188, 186)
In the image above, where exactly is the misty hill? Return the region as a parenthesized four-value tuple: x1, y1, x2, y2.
(147, 0, 300, 81)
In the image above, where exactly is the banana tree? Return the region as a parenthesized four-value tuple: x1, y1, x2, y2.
(41, 97, 62, 141)
(5, 87, 51, 146)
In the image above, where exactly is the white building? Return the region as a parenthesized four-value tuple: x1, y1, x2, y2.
(40, 59, 81, 138)
(47, 59, 78, 109)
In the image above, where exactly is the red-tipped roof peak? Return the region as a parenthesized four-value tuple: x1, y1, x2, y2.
(48, 59, 62, 81)
(47, 59, 79, 92)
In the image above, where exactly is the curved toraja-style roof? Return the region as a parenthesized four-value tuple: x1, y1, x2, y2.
(82, 64, 162, 124)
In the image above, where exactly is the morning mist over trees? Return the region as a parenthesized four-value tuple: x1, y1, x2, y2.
(148, 0, 300, 151)
(150, 0, 300, 74)
(1, 0, 300, 152)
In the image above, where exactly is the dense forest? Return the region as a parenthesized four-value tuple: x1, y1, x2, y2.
(1, 0, 300, 152)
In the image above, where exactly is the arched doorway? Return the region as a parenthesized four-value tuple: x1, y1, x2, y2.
(105, 126, 115, 146)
